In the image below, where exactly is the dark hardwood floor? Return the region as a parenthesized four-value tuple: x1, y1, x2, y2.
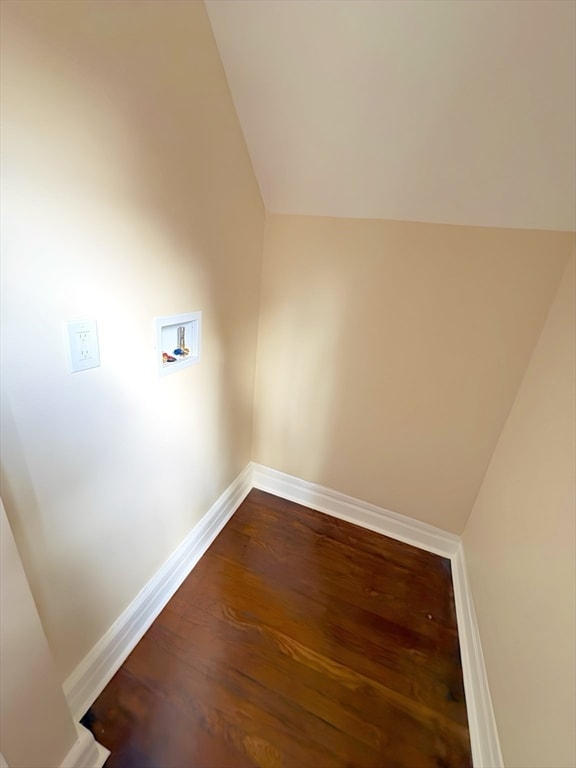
(83, 489, 471, 768)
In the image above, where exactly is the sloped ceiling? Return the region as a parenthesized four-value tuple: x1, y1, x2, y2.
(206, 0, 575, 231)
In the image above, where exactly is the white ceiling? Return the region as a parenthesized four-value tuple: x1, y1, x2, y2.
(205, 0, 575, 231)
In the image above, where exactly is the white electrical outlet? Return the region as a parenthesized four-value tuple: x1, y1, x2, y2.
(66, 320, 100, 373)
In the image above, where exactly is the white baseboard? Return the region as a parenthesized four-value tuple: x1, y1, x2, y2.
(60, 724, 109, 768)
(63, 463, 253, 721)
(451, 543, 504, 768)
(63, 461, 502, 767)
(251, 463, 503, 767)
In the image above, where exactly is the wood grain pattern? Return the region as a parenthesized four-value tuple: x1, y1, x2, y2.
(83, 489, 471, 767)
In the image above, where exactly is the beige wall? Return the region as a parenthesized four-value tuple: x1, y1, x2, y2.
(253, 214, 571, 532)
(463, 256, 576, 768)
(1, 500, 78, 767)
(0, 0, 264, 680)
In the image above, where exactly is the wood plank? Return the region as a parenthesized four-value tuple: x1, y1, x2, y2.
(83, 489, 472, 767)
(208, 519, 459, 634)
(174, 554, 467, 724)
(239, 490, 450, 575)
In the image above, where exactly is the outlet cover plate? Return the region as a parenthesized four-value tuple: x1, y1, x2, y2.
(66, 320, 100, 373)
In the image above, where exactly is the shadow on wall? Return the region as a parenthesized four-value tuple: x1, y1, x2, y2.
(0, 0, 263, 679)
(253, 215, 572, 534)
(252, 257, 347, 485)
